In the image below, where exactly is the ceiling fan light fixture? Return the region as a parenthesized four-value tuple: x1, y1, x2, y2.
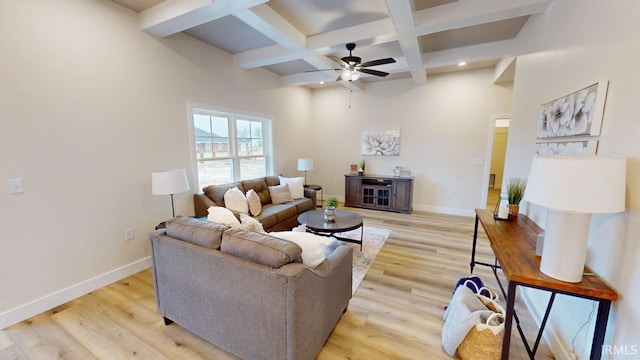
(340, 68, 360, 81)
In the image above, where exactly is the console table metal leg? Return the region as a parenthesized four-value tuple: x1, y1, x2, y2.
(360, 225, 363, 251)
(590, 299, 611, 360)
(502, 282, 517, 360)
(470, 215, 479, 273)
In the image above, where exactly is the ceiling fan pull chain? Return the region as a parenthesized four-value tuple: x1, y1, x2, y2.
(349, 89, 352, 108)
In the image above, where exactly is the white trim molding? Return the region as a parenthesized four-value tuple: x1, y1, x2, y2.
(0, 257, 151, 330)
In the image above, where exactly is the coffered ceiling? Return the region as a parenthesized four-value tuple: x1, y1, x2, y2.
(111, 0, 553, 90)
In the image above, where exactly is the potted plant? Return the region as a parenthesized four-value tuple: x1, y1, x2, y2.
(359, 159, 366, 175)
(324, 196, 339, 222)
(507, 177, 527, 219)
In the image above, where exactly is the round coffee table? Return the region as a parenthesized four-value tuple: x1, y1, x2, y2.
(297, 209, 363, 250)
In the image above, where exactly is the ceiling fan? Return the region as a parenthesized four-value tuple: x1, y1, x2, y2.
(310, 43, 396, 82)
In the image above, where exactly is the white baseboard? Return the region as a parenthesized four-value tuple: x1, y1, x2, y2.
(0, 257, 151, 330)
(520, 289, 572, 360)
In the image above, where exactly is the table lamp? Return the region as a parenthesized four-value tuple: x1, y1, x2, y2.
(297, 158, 314, 187)
(152, 169, 190, 218)
(523, 155, 626, 282)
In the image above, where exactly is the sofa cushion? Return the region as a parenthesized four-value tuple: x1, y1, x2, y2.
(265, 175, 280, 187)
(269, 183, 293, 204)
(203, 182, 244, 207)
(255, 205, 279, 229)
(279, 176, 305, 199)
(221, 228, 302, 268)
(224, 187, 248, 213)
(241, 178, 271, 205)
(246, 189, 262, 216)
(292, 197, 314, 214)
(166, 216, 226, 249)
(274, 204, 298, 223)
(207, 206, 241, 228)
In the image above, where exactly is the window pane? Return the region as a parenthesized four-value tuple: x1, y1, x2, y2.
(239, 157, 265, 180)
(236, 120, 250, 139)
(210, 116, 229, 137)
(251, 139, 263, 155)
(251, 121, 263, 138)
(197, 159, 232, 188)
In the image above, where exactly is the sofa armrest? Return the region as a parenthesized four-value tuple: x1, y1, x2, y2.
(194, 193, 216, 217)
(277, 244, 352, 360)
(303, 188, 317, 207)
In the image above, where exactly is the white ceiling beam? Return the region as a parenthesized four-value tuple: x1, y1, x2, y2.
(140, 0, 267, 37)
(385, 0, 427, 85)
(235, 0, 551, 69)
(412, 0, 552, 36)
(422, 39, 516, 68)
(493, 56, 517, 84)
(232, 4, 337, 81)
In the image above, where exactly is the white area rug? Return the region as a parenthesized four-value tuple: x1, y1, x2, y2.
(334, 226, 391, 294)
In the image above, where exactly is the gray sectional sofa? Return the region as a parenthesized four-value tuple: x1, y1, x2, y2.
(194, 175, 317, 232)
(149, 216, 353, 360)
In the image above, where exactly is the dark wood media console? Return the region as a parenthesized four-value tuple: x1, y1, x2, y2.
(344, 174, 413, 213)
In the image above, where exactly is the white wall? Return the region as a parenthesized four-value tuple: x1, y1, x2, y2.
(0, 0, 311, 328)
(503, 1, 640, 358)
(310, 69, 512, 215)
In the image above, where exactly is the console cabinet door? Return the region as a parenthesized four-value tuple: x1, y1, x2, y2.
(392, 179, 412, 212)
(345, 176, 361, 206)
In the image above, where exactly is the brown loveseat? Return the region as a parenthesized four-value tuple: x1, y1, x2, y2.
(150, 216, 353, 360)
(194, 175, 317, 232)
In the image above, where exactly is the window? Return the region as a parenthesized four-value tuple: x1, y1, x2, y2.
(191, 108, 272, 189)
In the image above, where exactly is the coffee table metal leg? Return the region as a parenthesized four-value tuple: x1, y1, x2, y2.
(360, 225, 363, 251)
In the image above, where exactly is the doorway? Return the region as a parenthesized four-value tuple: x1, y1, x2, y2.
(482, 115, 510, 210)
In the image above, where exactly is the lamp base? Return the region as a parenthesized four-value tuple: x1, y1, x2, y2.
(540, 209, 592, 283)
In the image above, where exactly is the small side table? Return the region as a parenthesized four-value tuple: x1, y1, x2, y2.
(305, 184, 323, 208)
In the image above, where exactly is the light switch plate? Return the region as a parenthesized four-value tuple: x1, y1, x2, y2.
(8, 179, 24, 194)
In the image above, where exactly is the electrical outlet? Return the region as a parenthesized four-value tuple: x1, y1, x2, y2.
(125, 228, 134, 241)
(8, 178, 24, 194)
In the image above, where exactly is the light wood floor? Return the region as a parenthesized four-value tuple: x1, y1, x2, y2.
(0, 208, 553, 360)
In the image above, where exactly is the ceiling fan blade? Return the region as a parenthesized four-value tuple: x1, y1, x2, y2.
(304, 68, 340, 72)
(360, 58, 396, 67)
(359, 68, 390, 77)
(327, 55, 349, 68)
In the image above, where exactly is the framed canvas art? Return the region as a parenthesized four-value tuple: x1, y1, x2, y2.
(362, 130, 400, 156)
(535, 140, 598, 155)
(537, 81, 608, 139)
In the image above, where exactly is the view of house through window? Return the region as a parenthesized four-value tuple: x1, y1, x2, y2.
(192, 109, 271, 189)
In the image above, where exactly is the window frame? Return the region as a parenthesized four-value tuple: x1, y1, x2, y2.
(187, 103, 273, 189)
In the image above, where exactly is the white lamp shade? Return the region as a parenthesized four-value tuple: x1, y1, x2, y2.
(297, 158, 314, 171)
(152, 169, 190, 195)
(524, 155, 626, 214)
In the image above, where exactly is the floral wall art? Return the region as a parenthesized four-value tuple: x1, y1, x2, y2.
(362, 130, 400, 156)
(536, 81, 608, 155)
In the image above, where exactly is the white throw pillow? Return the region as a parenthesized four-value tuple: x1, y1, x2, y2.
(246, 189, 262, 216)
(268, 183, 293, 204)
(207, 206, 241, 228)
(279, 176, 305, 199)
(224, 187, 248, 213)
(270, 231, 336, 268)
(240, 213, 266, 233)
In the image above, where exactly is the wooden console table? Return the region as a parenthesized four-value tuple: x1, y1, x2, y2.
(344, 174, 413, 213)
(470, 209, 617, 360)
